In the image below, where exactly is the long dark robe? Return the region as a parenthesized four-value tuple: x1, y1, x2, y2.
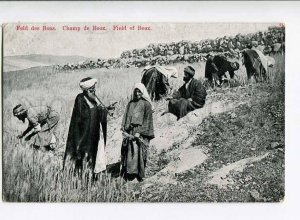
(63, 93, 108, 171)
(141, 67, 169, 101)
(205, 56, 219, 81)
(168, 78, 207, 119)
(212, 55, 237, 79)
(243, 49, 266, 80)
(120, 99, 154, 181)
(205, 55, 237, 82)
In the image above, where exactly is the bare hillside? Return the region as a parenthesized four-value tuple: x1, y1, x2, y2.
(3, 54, 88, 72)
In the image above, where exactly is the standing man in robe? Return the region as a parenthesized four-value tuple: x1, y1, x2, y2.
(167, 66, 207, 120)
(64, 77, 114, 175)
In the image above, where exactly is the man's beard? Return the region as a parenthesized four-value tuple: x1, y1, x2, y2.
(85, 91, 97, 103)
(183, 77, 190, 83)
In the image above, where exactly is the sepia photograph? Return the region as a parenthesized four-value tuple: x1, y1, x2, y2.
(1, 22, 285, 203)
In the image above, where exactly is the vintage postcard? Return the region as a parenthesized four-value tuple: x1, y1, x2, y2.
(2, 22, 285, 202)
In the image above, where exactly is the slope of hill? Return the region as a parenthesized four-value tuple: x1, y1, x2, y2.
(2, 54, 284, 202)
(3, 54, 88, 72)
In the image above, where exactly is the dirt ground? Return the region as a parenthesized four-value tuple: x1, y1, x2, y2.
(116, 82, 285, 202)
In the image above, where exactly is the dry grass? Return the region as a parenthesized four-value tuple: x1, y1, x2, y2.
(2, 54, 284, 202)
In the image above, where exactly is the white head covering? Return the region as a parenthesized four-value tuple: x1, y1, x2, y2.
(132, 83, 154, 111)
(13, 104, 27, 116)
(79, 77, 98, 90)
(157, 66, 178, 79)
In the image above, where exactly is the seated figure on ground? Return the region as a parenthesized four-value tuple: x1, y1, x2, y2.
(167, 66, 207, 120)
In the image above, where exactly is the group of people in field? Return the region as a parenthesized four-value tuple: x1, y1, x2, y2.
(55, 26, 284, 72)
(13, 65, 208, 182)
(204, 41, 276, 87)
(13, 42, 273, 182)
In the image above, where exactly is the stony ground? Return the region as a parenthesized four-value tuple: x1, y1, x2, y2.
(118, 82, 285, 202)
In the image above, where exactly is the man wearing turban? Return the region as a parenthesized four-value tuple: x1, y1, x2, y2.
(13, 104, 60, 150)
(64, 77, 114, 175)
(168, 66, 207, 120)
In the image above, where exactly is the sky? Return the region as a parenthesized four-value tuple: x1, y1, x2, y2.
(3, 22, 276, 59)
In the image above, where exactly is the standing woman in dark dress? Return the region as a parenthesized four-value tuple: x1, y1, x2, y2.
(120, 83, 154, 182)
